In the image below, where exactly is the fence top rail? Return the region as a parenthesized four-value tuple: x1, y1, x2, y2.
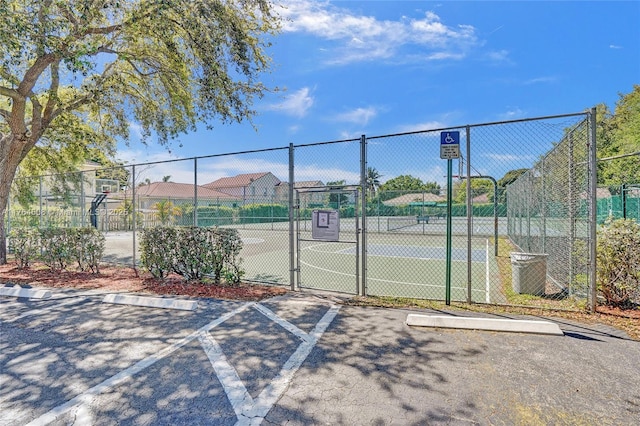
(366, 111, 589, 141)
(14, 110, 592, 182)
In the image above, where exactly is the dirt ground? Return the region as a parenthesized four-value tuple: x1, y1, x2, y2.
(0, 262, 287, 301)
(1, 261, 637, 340)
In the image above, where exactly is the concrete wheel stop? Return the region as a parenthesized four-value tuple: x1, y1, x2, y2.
(0, 285, 53, 299)
(406, 314, 564, 336)
(102, 294, 198, 311)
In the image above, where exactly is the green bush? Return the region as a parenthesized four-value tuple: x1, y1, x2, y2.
(7, 228, 40, 268)
(13, 227, 105, 272)
(139, 226, 245, 283)
(239, 203, 288, 224)
(596, 219, 640, 307)
(196, 206, 234, 226)
(69, 228, 105, 273)
(140, 227, 177, 279)
(39, 228, 73, 271)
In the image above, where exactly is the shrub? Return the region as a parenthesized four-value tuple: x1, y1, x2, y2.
(139, 227, 178, 279)
(40, 228, 72, 271)
(7, 228, 40, 268)
(139, 226, 245, 283)
(69, 228, 105, 273)
(37, 227, 105, 273)
(596, 219, 640, 307)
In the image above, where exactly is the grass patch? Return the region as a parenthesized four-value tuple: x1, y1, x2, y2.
(342, 295, 639, 341)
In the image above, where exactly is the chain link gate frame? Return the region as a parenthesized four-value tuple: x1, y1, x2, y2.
(293, 186, 362, 295)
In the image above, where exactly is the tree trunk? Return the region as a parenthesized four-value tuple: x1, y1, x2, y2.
(0, 133, 27, 265)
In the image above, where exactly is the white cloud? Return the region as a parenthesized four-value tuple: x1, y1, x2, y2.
(334, 106, 378, 126)
(276, 1, 478, 65)
(395, 120, 446, 134)
(266, 87, 314, 117)
(497, 107, 526, 121)
(609, 44, 622, 49)
(486, 49, 510, 62)
(524, 76, 557, 85)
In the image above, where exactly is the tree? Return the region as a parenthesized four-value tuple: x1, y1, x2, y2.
(162, 175, 171, 183)
(495, 168, 528, 203)
(326, 180, 348, 207)
(453, 179, 493, 204)
(365, 167, 382, 199)
(378, 175, 441, 201)
(598, 86, 640, 188)
(153, 199, 181, 225)
(0, 0, 280, 263)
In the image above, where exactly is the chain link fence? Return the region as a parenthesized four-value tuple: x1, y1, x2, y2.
(6, 111, 599, 310)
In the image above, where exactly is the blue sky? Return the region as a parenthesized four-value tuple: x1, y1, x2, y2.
(117, 0, 640, 187)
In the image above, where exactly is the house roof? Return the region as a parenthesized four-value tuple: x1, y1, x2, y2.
(203, 172, 278, 189)
(472, 193, 490, 204)
(117, 182, 239, 200)
(277, 180, 324, 188)
(383, 193, 445, 206)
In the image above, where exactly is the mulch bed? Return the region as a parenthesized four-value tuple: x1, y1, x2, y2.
(0, 263, 288, 301)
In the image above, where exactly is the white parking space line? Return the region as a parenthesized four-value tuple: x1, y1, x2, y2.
(237, 305, 340, 425)
(253, 303, 311, 342)
(199, 331, 254, 419)
(16, 299, 340, 426)
(25, 302, 255, 426)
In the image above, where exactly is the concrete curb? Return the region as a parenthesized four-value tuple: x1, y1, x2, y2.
(406, 314, 564, 336)
(0, 286, 53, 299)
(102, 294, 198, 311)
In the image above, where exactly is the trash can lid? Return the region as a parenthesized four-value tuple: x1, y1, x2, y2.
(510, 252, 549, 261)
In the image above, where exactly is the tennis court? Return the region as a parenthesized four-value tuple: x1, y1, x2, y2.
(235, 220, 502, 303)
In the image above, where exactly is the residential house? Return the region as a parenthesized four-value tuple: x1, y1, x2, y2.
(116, 181, 240, 210)
(202, 172, 281, 204)
(275, 180, 325, 207)
(382, 192, 445, 206)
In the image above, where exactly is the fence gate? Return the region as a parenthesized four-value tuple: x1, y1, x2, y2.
(295, 186, 361, 294)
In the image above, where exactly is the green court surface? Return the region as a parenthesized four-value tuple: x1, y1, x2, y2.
(236, 228, 503, 303)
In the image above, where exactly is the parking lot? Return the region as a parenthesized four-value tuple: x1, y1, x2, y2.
(1, 287, 639, 425)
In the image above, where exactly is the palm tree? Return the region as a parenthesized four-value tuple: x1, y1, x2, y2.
(162, 175, 171, 182)
(153, 199, 180, 225)
(366, 167, 382, 199)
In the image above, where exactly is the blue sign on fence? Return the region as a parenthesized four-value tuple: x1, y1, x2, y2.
(440, 131, 460, 159)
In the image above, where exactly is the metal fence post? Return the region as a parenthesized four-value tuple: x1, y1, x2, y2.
(568, 132, 575, 292)
(194, 157, 198, 227)
(289, 143, 296, 291)
(588, 107, 598, 313)
(39, 176, 43, 227)
(360, 134, 367, 296)
(132, 165, 137, 270)
(80, 171, 85, 227)
(465, 126, 472, 303)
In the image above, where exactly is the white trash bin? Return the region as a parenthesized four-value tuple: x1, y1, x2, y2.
(510, 252, 548, 295)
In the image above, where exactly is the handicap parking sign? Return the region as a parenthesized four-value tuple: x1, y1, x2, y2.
(440, 131, 460, 159)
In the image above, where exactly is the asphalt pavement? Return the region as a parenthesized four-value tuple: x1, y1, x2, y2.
(1, 287, 638, 425)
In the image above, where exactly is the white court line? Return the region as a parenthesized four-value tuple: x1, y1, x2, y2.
(299, 260, 486, 293)
(25, 302, 255, 426)
(304, 242, 348, 254)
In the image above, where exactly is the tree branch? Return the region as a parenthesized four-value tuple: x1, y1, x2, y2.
(42, 62, 60, 124)
(0, 86, 20, 100)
